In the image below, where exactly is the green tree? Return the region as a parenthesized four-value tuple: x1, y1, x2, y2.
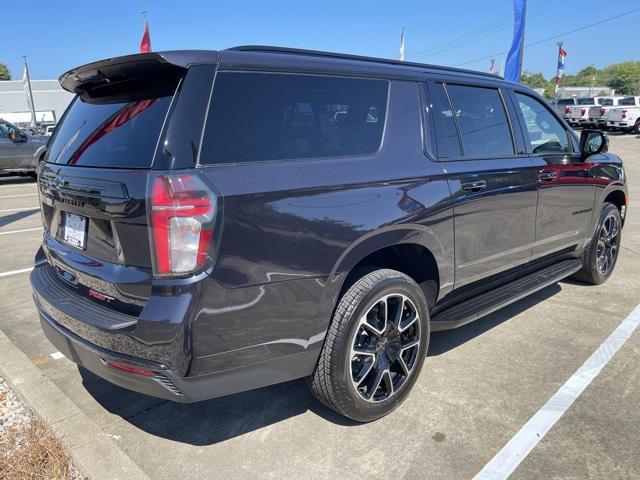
(602, 61, 640, 95)
(543, 83, 557, 99)
(0, 63, 10, 80)
(520, 72, 548, 89)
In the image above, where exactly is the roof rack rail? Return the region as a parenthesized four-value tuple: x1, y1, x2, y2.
(226, 45, 503, 80)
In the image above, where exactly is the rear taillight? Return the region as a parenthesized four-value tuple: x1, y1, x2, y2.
(622, 109, 627, 119)
(149, 173, 216, 276)
(580, 108, 586, 116)
(599, 108, 606, 116)
(565, 107, 571, 114)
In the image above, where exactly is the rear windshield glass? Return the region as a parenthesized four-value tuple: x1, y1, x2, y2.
(620, 97, 638, 106)
(600, 98, 614, 106)
(200, 72, 388, 164)
(557, 99, 575, 105)
(46, 95, 172, 168)
(577, 98, 595, 105)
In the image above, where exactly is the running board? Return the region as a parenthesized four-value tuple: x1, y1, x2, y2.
(430, 259, 582, 331)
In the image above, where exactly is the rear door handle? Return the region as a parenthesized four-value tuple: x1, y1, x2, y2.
(539, 170, 558, 182)
(461, 180, 487, 193)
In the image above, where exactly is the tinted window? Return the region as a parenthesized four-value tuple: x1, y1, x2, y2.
(577, 98, 595, 105)
(557, 99, 575, 105)
(0, 122, 10, 138)
(46, 96, 172, 168)
(601, 98, 614, 106)
(427, 83, 462, 158)
(620, 97, 638, 106)
(446, 85, 514, 157)
(200, 72, 388, 164)
(515, 93, 571, 154)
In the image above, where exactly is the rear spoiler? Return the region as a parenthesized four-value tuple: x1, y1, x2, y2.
(59, 50, 218, 104)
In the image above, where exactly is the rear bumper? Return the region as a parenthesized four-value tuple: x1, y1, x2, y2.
(32, 262, 319, 402)
(608, 121, 629, 128)
(39, 308, 191, 401)
(38, 305, 317, 403)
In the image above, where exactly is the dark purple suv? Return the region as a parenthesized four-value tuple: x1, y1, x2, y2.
(31, 47, 627, 422)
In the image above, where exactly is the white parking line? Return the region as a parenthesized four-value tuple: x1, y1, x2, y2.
(0, 207, 40, 213)
(0, 193, 38, 199)
(0, 267, 33, 278)
(0, 227, 43, 236)
(0, 183, 36, 190)
(50, 351, 65, 360)
(473, 303, 640, 480)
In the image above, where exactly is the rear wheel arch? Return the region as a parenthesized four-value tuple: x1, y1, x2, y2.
(339, 243, 440, 311)
(315, 228, 448, 337)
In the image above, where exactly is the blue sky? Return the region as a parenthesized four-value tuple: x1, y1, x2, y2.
(4, 0, 639, 80)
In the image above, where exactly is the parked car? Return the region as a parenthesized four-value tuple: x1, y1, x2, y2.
(566, 97, 605, 127)
(607, 96, 640, 133)
(31, 48, 628, 422)
(43, 124, 57, 136)
(0, 118, 48, 177)
(587, 97, 624, 129)
(555, 97, 577, 118)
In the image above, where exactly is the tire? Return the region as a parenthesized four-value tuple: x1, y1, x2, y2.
(634, 120, 640, 135)
(308, 269, 430, 422)
(573, 202, 622, 285)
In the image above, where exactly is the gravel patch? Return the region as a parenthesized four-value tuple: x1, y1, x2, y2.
(0, 375, 32, 434)
(0, 376, 86, 479)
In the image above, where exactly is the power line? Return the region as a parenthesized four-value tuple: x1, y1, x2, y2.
(409, 0, 560, 60)
(408, 0, 550, 58)
(454, 6, 640, 67)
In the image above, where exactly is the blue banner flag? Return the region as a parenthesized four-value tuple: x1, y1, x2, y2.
(504, 0, 527, 82)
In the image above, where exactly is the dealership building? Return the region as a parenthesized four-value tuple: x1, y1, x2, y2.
(0, 80, 74, 128)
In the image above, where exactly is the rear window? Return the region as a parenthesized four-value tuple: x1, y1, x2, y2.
(620, 97, 638, 106)
(200, 72, 388, 164)
(46, 95, 172, 168)
(445, 85, 514, 157)
(577, 98, 595, 105)
(557, 99, 575, 105)
(601, 98, 614, 106)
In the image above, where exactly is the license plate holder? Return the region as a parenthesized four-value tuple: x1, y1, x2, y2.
(63, 212, 87, 250)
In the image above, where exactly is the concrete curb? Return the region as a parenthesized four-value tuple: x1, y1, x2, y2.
(0, 329, 150, 480)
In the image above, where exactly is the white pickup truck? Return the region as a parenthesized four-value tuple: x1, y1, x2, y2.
(587, 97, 624, 129)
(607, 96, 640, 133)
(555, 97, 577, 119)
(565, 97, 605, 127)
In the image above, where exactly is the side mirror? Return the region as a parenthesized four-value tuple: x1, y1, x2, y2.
(580, 129, 608, 159)
(9, 129, 27, 142)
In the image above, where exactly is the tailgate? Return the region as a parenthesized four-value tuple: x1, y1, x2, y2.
(38, 164, 153, 314)
(35, 52, 216, 315)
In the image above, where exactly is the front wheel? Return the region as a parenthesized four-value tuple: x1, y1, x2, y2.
(634, 120, 640, 135)
(573, 202, 622, 284)
(308, 269, 430, 422)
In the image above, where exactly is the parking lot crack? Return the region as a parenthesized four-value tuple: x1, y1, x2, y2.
(622, 246, 640, 257)
(122, 400, 169, 422)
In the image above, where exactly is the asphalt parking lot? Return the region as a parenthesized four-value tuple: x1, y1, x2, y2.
(1, 133, 639, 480)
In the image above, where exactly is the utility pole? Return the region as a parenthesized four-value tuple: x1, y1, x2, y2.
(399, 27, 406, 61)
(589, 63, 595, 96)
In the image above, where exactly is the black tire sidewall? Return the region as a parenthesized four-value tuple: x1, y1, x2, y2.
(585, 203, 622, 283)
(332, 272, 430, 422)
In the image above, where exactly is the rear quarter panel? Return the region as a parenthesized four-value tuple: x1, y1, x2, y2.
(190, 80, 454, 375)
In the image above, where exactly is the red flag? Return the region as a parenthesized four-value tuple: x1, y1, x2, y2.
(140, 21, 151, 53)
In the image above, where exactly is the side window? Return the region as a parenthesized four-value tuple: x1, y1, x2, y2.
(200, 72, 389, 164)
(426, 83, 462, 158)
(446, 85, 514, 157)
(0, 122, 10, 138)
(515, 93, 571, 154)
